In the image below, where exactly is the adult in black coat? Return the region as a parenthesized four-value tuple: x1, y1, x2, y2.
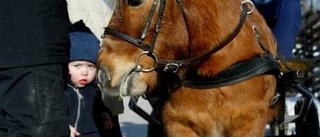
(0, 0, 70, 136)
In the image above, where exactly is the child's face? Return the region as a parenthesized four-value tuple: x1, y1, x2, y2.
(68, 61, 97, 88)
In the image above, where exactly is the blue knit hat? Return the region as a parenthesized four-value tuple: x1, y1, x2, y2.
(70, 31, 100, 64)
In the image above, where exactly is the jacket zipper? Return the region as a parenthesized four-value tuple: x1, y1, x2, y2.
(70, 85, 84, 131)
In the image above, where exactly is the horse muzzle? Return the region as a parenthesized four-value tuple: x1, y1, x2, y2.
(97, 67, 148, 97)
(97, 68, 122, 96)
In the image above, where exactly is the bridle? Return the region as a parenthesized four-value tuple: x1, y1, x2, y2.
(103, 0, 255, 73)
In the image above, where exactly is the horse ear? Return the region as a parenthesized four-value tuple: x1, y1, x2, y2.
(127, 0, 144, 6)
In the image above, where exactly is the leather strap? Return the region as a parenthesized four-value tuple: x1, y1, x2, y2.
(184, 53, 280, 88)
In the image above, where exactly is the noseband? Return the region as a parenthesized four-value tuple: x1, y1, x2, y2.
(103, 0, 254, 73)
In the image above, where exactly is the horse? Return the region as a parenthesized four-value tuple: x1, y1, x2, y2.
(97, 0, 283, 136)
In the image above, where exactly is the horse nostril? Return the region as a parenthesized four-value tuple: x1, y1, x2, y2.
(97, 69, 109, 88)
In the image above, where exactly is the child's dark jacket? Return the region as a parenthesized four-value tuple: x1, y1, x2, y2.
(64, 83, 111, 136)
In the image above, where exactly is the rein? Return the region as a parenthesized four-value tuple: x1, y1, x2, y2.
(103, 0, 254, 73)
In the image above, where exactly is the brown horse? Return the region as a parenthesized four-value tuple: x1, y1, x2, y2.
(97, 0, 283, 136)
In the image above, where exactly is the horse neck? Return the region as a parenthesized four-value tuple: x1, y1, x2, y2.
(180, 1, 275, 77)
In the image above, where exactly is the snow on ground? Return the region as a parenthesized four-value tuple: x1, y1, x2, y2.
(119, 97, 151, 137)
(119, 95, 320, 137)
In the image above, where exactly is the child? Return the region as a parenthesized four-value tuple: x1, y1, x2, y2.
(65, 28, 115, 137)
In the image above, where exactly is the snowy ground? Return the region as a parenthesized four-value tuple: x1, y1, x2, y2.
(119, 95, 320, 137)
(119, 97, 152, 137)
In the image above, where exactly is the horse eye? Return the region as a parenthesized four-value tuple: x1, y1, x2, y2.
(127, 0, 144, 6)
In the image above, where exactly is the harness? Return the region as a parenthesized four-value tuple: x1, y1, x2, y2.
(103, 0, 255, 73)
(102, 0, 314, 127)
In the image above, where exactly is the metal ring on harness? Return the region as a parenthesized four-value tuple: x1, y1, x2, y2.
(241, 0, 255, 14)
(135, 51, 158, 72)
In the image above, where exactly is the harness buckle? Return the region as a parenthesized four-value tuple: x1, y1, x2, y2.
(164, 63, 180, 73)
